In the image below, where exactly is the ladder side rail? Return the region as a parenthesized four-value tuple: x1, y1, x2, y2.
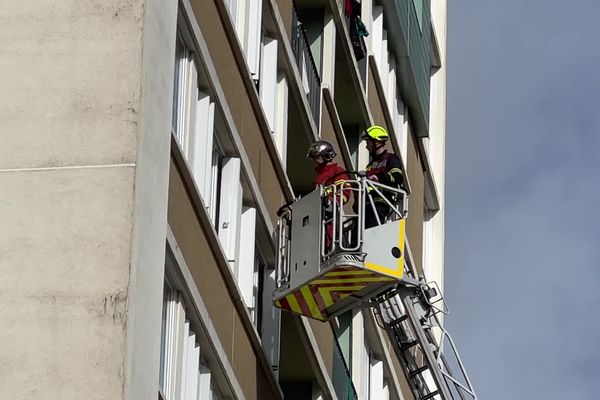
(375, 294, 438, 400)
(435, 326, 478, 399)
(402, 295, 454, 400)
(377, 298, 437, 400)
(427, 308, 478, 399)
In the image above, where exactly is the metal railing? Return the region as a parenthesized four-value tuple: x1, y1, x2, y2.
(291, 5, 322, 123)
(275, 175, 408, 287)
(322, 176, 408, 259)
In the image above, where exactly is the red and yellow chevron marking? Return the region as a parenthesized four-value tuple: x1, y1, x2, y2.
(274, 266, 396, 321)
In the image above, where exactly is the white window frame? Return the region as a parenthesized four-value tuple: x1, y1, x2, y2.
(173, 39, 199, 163)
(380, 30, 389, 93)
(275, 73, 289, 166)
(259, 35, 278, 132)
(243, 0, 263, 78)
(223, 0, 239, 30)
(371, 6, 384, 69)
(261, 263, 281, 376)
(369, 359, 385, 400)
(238, 206, 257, 309)
(387, 56, 397, 116)
(218, 158, 243, 272)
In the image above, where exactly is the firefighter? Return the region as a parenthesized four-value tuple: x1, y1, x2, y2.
(361, 126, 405, 228)
(307, 140, 350, 252)
(307, 140, 350, 201)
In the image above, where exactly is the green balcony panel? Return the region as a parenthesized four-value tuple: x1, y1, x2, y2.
(381, 0, 432, 138)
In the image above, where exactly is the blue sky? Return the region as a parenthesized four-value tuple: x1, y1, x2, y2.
(445, 1, 600, 398)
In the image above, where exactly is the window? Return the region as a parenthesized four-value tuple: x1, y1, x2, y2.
(172, 27, 223, 226)
(387, 56, 397, 114)
(372, 6, 383, 69)
(223, 0, 239, 29)
(223, 0, 263, 78)
(172, 34, 199, 160)
(217, 158, 243, 271)
(259, 35, 288, 164)
(379, 30, 389, 92)
(243, 0, 263, 78)
(259, 252, 281, 372)
(159, 286, 224, 400)
(259, 36, 278, 131)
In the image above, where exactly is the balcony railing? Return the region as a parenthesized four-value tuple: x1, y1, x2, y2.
(332, 329, 358, 400)
(291, 6, 322, 124)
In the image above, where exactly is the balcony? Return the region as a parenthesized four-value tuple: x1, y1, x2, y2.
(291, 5, 322, 125)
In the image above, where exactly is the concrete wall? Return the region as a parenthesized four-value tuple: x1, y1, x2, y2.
(0, 0, 175, 398)
(425, 0, 447, 290)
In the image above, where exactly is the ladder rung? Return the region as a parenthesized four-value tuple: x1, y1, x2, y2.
(400, 341, 418, 351)
(388, 315, 409, 326)
(409, 365, 430, 377)
(420, 390, 440, 400)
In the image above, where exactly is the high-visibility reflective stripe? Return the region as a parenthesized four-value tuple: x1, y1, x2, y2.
(274, 266, 397, 321)
(312, 276, 393, 285)
(300, 286, 324, 320)
(286, 294, 302, 314)
(388, 168, 403, 175)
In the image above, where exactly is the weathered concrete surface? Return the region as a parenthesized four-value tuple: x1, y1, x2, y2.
(0, 0, 176, 398)
(0, 0, 143, 169)
(0, 167, 134, 399)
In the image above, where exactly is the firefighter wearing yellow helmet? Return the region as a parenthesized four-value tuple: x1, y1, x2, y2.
(361, 125, 405, 228)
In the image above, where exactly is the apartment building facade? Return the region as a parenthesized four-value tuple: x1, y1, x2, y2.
(1, 0, 447, 399)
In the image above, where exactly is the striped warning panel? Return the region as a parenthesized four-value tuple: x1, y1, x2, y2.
(274, 266, 396, 321)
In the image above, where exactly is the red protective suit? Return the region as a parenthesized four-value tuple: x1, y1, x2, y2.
(313, 162, 350, 253)
(313, 162, 351, 203)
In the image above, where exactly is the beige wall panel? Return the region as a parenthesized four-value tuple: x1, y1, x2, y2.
(232, 317, 259, 400)
(366, 68, 397, 156)
(308, 319, 334, 378)
(0, 0, 142, 170)
(321, 102, 351, 171)
(275, 0, 293, 38)
(232, 318, 279, 400)
(190, 0, 285, 220)
(367, 66, 387, 128)
(406, 133, 424, 274)
(0, 166, 135, 399)
(168, 162, 235, 358)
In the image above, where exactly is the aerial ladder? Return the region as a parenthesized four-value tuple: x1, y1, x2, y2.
(273, 175, 478, 400)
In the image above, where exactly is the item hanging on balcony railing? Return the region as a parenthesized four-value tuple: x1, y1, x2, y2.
(349, 12, 369, 61)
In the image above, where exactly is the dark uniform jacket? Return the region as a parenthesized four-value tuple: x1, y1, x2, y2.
(365, 150, 405, 203)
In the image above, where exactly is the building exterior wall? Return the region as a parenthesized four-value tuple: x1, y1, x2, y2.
(0, 0, 175, 399)
(1, 0, 447, 398)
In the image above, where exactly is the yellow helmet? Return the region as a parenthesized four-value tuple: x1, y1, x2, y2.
(361, 125, 389, 142)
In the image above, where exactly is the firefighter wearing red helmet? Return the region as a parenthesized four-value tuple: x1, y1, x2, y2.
(307, 140, 351, 252)
(307, 140, 350, 203)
